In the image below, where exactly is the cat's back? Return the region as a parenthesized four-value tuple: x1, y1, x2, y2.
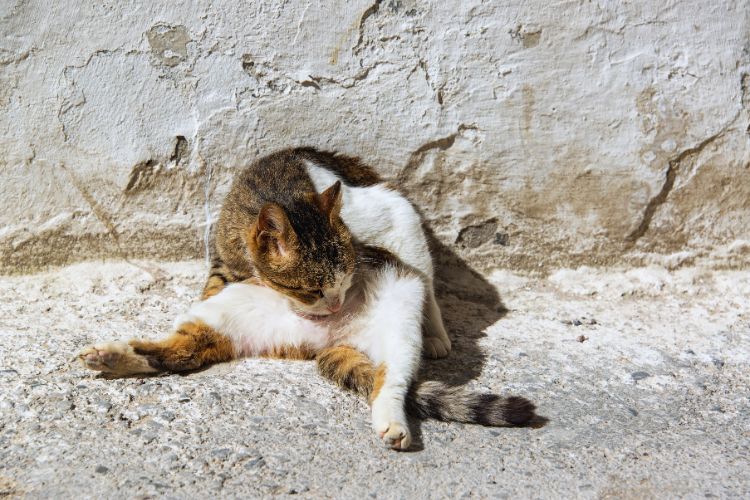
(228, 149, 316, 210)
(222, 148, 379, 215)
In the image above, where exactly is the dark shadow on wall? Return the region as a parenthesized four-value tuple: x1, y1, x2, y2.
(419, 227, 508, 388)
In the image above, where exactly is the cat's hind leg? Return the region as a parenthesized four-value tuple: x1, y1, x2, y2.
(78, 321, 235, 377)
(79, 342, 159, 377)
(79, 282, 327, 376)
(422, 284, 451, 359)
(350, 264, 425, 450)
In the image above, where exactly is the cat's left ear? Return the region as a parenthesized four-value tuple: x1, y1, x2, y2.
(318, 181, 342, 222)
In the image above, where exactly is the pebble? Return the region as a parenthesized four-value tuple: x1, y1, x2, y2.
(211, 448, 232, 459)
(159, 410, 176, 422)
(95, 399, 112, 413)
(562, 317, 598, 326)
(244, 457, 265, 469)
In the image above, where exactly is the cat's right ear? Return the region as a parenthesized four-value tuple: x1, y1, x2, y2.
(248, 203, 296, 260)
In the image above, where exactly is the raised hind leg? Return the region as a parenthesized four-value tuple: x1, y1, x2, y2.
(348, 264, 425, 450)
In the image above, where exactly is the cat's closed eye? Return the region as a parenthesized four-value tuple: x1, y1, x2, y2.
(283, 284, 323, 298)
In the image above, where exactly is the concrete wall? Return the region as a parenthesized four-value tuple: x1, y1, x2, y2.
(2, 0, 749, 274)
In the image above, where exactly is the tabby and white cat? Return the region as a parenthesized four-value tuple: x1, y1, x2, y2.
(78, 148, 535, 449)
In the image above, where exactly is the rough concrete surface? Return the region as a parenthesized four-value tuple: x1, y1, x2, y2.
(2, 0, 750, 273)
(0, 260, 748, 498)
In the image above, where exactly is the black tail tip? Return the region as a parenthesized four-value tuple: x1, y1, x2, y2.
(504, 396, 537, 425)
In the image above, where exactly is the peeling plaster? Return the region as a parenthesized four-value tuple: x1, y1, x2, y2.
(146, 24, 191, 67)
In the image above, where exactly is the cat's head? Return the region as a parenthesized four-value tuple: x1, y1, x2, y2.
(245, 181, 355, 316)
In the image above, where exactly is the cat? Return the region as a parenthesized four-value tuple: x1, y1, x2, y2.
(78, 148, 535, 449)
(204, 148, 451, 359)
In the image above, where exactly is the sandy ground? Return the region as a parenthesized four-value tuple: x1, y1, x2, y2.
(0, 260, 748, 499)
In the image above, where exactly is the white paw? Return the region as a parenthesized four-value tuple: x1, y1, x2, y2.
(372, 399, 411, 450)
(423, 334, 451, 359)
(376, 421, 411, 450)
(77, 342, 154, 376)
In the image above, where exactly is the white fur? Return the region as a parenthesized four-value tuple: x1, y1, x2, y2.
(176, 283, 330, 356)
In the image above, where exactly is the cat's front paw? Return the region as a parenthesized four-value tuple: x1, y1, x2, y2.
(423, 334, 451, 359)
(77, 342, 156, 377)
(377, 421, 411, 450)
(372, 399, 411, 450)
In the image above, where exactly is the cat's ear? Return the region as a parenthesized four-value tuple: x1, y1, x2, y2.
(251, 203, 296, 259)
(318, 181, 342, 222)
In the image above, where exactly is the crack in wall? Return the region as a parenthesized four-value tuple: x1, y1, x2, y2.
(626, 130, 728, 244)
(57, 48, 135, 143)
(124, 136, 191, 194)
(0, 47, 34, 66)
(407, 58, 439, 102)
(353, 0, 383, 55)
(170, 135, 189, 164)
(124, 160, 158, 193)
(309, 61, 385, 89)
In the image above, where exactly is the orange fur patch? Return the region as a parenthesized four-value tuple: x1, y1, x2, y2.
(316, 345, 376, 399)
(129, 321, 235, 372)
(201, 275, 226, 299)
(370, 364, 387, 404)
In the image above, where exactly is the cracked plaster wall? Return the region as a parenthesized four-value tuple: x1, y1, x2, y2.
(1, 0, 749, 274)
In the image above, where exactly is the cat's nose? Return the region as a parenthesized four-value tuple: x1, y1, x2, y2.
(327, 299, 342, 313)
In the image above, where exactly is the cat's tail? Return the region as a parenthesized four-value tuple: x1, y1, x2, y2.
(406, 381, 536, 426)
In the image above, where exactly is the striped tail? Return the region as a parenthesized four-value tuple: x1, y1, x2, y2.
(316, 346, 536, 426)
(406, 381, 536, 426)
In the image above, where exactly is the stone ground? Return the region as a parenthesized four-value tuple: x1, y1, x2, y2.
(0, 260, 748, 499)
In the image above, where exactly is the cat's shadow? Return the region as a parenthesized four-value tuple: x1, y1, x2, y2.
(404, 232, 548, 450)
(419, 230, 507, 387)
